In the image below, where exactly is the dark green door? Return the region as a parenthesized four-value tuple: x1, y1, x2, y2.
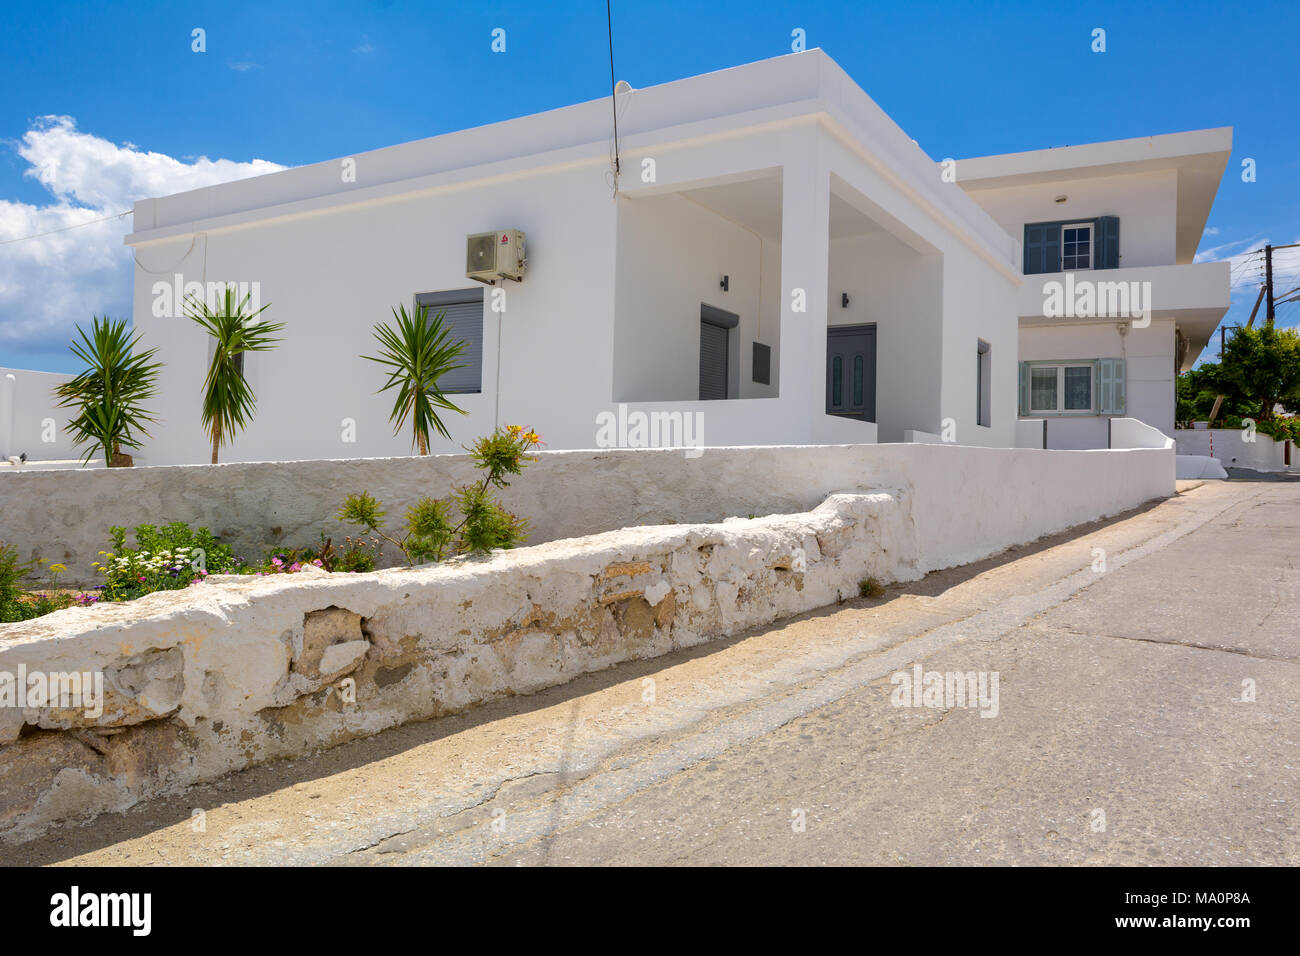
(826, 324, 876, 422)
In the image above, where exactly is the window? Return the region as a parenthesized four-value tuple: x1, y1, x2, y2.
(1061, 223, 1092, 270)
(1028, 363, 1094, 414)
(1020, 359, 1125, 416)
(414, 289, 485, 393)
(976, 340, 991, 427)
(1023, 217, 1120, 274)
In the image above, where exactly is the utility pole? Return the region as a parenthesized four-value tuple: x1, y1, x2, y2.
(1265, 244, 1275, 326)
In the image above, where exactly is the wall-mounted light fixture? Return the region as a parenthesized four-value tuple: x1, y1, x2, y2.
(841, 292, 850, 308)
(720, 275, 729, 291)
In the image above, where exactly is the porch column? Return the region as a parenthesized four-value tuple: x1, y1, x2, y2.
(778, 138, 831, 437)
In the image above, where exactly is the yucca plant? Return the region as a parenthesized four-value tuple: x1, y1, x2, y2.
(54, 316, 162, 467)
(185, 287, 284, 464)
(363, 304, 468, 455)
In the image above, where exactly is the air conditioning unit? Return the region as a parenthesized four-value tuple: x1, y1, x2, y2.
(466, 229, 526, 284)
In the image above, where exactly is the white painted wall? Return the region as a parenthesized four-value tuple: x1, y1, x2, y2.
(962, 168, 1180, 267)
(937, 240, 1020, 448)
(827, 233, 942, 443)
(613, 191, 778, 402)
(1175, 428, 1290, 471)
(131, 161, 618, 465)
(1019, 317, 1176, 444)
(0, 367, 80, 461)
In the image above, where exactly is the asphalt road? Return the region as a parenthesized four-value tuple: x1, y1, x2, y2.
(8, 480, 1298, 866)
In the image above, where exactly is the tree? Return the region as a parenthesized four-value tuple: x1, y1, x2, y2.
(363, 304, 467, 455)
(1219, 325, 1300, 421)
(185, 287, 284, 464)
(1175, 361, 1251, 424)
(54, 316, 162, 467)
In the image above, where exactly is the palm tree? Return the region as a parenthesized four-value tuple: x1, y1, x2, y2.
(54, 316, 162, 467)
(363, 304, 468, 455)
(185, 287, 284, 464)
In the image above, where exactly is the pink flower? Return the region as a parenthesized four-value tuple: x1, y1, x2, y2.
(289, 563, 302, 573)
(138, 575, 146, 582)
(200, 569, 209, 575)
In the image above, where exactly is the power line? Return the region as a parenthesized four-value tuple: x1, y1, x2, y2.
(606, 0, 620, 186)
(0, 209, 132, 245)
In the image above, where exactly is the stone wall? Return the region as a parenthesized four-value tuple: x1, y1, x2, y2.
(0, 492, 909, 842)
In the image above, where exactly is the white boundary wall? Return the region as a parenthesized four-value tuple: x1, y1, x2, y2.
(1174, 428, 1290, 472)
(0, 443, 1174, 587)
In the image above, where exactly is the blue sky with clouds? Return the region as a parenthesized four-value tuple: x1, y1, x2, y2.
(1, 0, 1297, 372)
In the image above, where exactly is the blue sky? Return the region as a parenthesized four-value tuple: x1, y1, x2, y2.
(1, 0, 1297, 372)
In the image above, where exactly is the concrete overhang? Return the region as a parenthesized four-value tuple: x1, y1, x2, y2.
(1017, 260, 1230, 370)
(955, 128, 1232, 264)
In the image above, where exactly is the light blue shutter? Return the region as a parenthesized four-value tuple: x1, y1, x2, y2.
(1018, 361, 1030, 415)
(1096, 358, 1125, 414)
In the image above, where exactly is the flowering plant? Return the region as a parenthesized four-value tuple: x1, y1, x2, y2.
(95, 522, 236, 600)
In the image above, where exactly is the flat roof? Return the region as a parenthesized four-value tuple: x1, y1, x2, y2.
(955, 127, 1233, 263)
(124, 49, 1019, 275)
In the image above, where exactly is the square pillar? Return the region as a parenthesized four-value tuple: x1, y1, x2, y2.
(778, 138, 831, 437)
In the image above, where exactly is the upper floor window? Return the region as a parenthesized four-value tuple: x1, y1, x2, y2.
(1061, 223, 1092, 270)
(1024, 216, 1119, 274)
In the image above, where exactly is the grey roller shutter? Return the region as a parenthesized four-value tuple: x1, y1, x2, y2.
(699, 321, 729, 400)
(415, 289, 484, 393)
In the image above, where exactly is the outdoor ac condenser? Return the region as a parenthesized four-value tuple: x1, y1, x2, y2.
(466, 229, 526, 284)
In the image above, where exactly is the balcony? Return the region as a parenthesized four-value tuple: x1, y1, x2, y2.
(1017, 260, 1230, 354)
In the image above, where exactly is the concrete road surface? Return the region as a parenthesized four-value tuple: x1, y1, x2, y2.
(6, 480, 1298, 866)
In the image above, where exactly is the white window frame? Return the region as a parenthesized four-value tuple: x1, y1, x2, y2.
(1061, 222, 1093, 271)
(1028, 362, 1095, 415)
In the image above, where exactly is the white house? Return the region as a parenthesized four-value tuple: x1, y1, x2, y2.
(119, 50, 1023, 465)
(3, 52, 1229, 470)
(955, 128, 1232, 449)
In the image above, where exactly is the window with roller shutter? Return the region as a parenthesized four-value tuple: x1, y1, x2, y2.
(413, 288, 485, 394)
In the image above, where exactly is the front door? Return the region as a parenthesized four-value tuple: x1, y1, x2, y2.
(826, 324, 876, 422)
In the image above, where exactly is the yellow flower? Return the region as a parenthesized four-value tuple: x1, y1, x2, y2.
(507, 424, 522, 436)
(525, 432, 540, 444)
(50, 563, 67, 573)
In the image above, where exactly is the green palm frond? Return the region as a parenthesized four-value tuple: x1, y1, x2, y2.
(54, 316, 162, 466)
(184, 286, 283, 461)
(362, 304, 468, 454)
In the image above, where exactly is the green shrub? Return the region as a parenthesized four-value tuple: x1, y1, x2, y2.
(95, 521, 237, 600)
(248, 533, 380, 575)
(0, 545, 87, 623)
(858, 576, 885, 599)
(339, 425, 538, 566)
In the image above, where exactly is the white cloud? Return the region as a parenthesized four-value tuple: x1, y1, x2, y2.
(0, 116, 284, 364)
